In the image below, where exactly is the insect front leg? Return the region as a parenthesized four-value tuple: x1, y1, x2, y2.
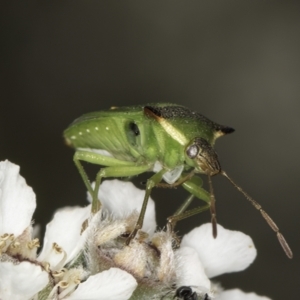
(74, 150, 146, 213)
(167, 176, 212, 232)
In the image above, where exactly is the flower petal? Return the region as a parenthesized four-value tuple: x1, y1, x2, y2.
(175, 247, 211, 293)
(65, 267, 137, 300)
(181, 223, 257, 278)
(216, 288, 272, 300)
(38, 206, 91, 267)
(0, 160, 36, 236)
(96, 180, 157, 235)
(0, 261, 49, 300)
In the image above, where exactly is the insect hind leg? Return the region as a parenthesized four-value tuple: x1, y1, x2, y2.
(73, 152, 100, 213)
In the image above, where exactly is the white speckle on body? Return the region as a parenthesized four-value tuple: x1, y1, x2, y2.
(71, 136, 76, 140)
(79, 132, 83, 135)
(95, 127, 99, 130)
(86, 129, 90, 133)
(106, 127, 109, 130)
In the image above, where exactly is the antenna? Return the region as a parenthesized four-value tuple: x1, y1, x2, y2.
(221, 170, 293, 259)
(208, 175, 217, 238)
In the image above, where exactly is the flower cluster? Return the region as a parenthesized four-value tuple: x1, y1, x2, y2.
(0, 160, 272, 300)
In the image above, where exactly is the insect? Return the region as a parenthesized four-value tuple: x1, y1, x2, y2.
(174, 286, 199, 300)
(64, 103, 292, 258)
(161, 286, 209, 300)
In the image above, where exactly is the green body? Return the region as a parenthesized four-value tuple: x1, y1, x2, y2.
(64, 103, 231, 179)
(64, 103, 234, 241)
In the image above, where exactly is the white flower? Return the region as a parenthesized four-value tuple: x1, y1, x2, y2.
(0, 160, 49, 299)
(85, 204, 174, 286)
(0, 161, 273, 300)
(0, 160, 36, 241)
(169, 223, 257, 298)
(181, 223, 257, 278)
(0, 161, 138, 300)
(35, 183, 140, 299)
(175, 246, 211, 295)
(64, 268, 137, 300)
(86, 181, 262, 299)
(0, 260, 49, 300)
(38, 205, 91, 270)
(216, 288, 271, 300)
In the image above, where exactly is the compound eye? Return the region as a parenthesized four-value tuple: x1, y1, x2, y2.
(186, 144, 199, 159)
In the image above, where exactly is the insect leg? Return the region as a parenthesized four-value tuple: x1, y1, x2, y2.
(94, 163, 150, 195)
(126, 169, 167, 244)
(74, 150, 141, 213)
(156, 170, 195, 189)
(167, 176, 211, 230)
(74, 152, 95, 199)
(157, 174, 202, 230)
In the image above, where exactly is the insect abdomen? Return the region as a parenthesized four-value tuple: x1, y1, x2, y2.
(64, 116, 140, 161)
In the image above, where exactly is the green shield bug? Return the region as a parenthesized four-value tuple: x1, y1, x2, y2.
(64, 103, 292, 258)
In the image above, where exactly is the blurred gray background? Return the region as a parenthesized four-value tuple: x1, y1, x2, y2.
(1, 1, 299, 299)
